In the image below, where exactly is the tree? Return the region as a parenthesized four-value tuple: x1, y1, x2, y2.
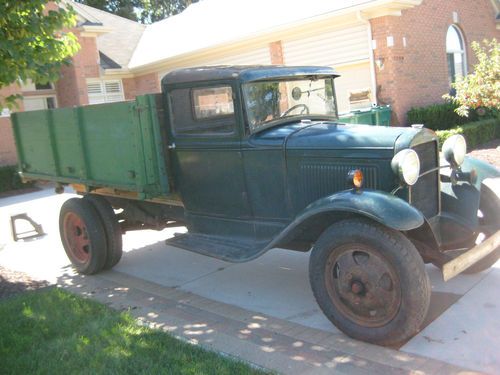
(74, 0, 138, 21)
(0, 0, 80, 108)
(75, 0, 199, 23)
(444, 39, 500, 117)
(137, 0, 199, 23)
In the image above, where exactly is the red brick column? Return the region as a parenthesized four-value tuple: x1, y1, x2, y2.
(123, 73, 161, 100)
(55, 31, 91, 107)
(269, 41, 285, 65)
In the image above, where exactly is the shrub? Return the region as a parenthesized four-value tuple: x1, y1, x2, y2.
(444, 39, 500, 117)
(407, 101, 480, 131)
(0, 165, 33, 193)
(435, 118, 500, 151)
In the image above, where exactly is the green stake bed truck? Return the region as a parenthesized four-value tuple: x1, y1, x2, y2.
(12, 66, 500, 346)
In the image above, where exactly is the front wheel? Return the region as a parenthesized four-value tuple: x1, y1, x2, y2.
(309, 219, 430, 346)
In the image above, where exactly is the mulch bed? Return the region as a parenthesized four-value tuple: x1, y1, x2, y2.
(0, 266, 50, 301)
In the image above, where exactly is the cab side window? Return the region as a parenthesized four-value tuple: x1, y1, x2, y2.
(170, 85, 235, 135)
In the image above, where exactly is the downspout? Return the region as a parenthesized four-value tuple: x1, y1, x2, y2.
(357, 11, 378, 106)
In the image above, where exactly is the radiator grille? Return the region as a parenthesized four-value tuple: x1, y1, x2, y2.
(410, 142, 439, 218)
(297, 162, 378, 208)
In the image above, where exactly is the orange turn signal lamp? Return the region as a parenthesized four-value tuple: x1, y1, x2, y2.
(347, 169, 364, 189)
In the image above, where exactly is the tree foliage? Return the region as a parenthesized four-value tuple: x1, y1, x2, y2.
(74, 0, 138, 21)
(444, 39, 500, 117)
(136, 0, 199, 23)
(75, 0, 199, 23)
(0, 0, 79, 108)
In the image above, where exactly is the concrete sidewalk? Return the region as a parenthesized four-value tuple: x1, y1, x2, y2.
(1, 188, 498, 374)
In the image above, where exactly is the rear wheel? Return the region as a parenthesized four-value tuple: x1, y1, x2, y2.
(59, 198, 107, 274)
(309, 219, 430, 346)
(83, 194, 123, 269)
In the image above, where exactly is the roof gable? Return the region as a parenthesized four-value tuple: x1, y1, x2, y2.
(70, 1, 145, 68)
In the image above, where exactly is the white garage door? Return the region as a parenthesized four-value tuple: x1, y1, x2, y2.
(160, 46, 272, 79)
(203, 47, 272, 66)
(283, 23, 373, 113)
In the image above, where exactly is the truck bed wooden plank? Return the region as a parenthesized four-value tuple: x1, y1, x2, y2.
(11, 95, 170, 199)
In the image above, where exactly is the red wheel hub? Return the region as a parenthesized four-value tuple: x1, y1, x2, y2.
(63, 212, 90, 263)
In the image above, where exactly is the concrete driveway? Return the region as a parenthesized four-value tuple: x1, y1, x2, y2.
(1, 188, 499, 374)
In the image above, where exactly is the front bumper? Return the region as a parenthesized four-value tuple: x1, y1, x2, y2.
(442, 228, 500, 281)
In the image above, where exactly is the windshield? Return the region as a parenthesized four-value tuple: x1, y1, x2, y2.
(242, 78, 337, 133)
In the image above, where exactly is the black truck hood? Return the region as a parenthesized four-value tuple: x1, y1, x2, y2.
(285, 122, 417, 150)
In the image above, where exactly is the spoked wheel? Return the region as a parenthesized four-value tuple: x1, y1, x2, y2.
(59, 198, 107, 274)
(310, 218, 430, 346)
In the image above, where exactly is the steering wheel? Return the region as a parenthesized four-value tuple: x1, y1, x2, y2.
(281, 104, 310, 117)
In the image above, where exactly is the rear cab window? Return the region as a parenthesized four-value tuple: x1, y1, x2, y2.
(169, 85, 235, 136)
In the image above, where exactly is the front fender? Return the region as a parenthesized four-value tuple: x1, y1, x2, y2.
(440, 155, 500, 230)
(266, 189, 424, 250)
(460, 155, 500, 189)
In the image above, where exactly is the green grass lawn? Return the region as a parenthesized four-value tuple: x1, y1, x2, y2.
(0, 288, 269, 375)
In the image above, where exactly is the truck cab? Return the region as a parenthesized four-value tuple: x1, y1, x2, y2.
(12, 65, 500, 346)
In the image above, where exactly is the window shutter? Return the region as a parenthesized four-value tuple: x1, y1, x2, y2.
(104, 81, 124, 102)
(87, 80, 124, 104)
(87, 81, 105, 104)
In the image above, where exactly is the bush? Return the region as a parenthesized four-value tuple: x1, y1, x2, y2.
(435, 118, 500, 151)
(0, 165, 33, 193)
(407, 102, 481, 131)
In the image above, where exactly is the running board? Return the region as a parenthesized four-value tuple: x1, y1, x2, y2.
(165, 233, 268, 263)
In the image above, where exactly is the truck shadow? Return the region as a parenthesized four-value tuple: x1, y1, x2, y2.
(117, 238, 481, 340)
(55, 263, 439, 374)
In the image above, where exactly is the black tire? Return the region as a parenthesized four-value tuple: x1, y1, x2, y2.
(463, 185, 500, 274)
(309, 218, 431, 346)
(83, 194, 123, 270)
(59, 198, 107, 275)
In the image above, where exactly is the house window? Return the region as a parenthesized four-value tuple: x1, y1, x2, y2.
(20, 80, 57, 112)
(23, 97, 57, 111)
(87, 80, 124, 104)
(446, 25, 467, 85)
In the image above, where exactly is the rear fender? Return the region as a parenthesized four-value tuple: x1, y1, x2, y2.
(267, 189, 424, 250)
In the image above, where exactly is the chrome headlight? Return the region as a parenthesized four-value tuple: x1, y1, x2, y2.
(391, 149, 420, 186)
(442, 134, 466, 167)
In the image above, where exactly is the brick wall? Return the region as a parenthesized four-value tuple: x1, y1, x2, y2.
(0, 117, 17, 166)
(370, 0, 499, 125)
(123, 73, 161, 100)
(0, 84, 23, 166)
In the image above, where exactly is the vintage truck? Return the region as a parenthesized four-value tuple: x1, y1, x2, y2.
(11, 66, 500, 346)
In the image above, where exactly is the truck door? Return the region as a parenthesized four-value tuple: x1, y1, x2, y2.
(166, 83, 251, 219)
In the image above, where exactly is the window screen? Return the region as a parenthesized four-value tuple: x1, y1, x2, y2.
(170, 86, 235, 135)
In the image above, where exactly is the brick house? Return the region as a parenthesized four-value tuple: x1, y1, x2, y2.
(1, 0, 498, 166)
